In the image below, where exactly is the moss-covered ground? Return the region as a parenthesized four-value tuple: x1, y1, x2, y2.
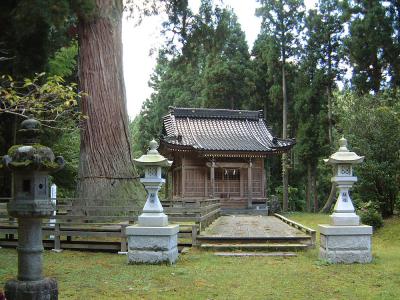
(1, 213, 399, 299)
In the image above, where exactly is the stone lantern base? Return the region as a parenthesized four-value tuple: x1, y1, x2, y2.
(5, 278, 58, 300)
(126, 225, 179, 264)
(318, 225, 372, 263)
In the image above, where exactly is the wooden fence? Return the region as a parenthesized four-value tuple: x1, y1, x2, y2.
(0, 197, 221, 252)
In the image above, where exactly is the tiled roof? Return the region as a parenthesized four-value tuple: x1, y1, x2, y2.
(161, 107, 295, 154)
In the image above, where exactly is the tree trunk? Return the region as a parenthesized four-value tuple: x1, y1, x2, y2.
(76, 0, 135, 200)
(320, 181, 337, 213)
(306, 163, 311, 212)
(312, 165, 318, 212)
(282, 60, 289, 211)
(327, 39, 333, 147)
(327, 87, 333, 146)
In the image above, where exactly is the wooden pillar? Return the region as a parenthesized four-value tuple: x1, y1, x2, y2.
(247, 159, 252, 208)
(171, 170, 175, 199)
(265, 158, 271, 198)
(204, 167, 208, 198)
(181, 156, 186, 198)
(210, 159, 215, 198)
(165, 170, 170, 200)
(261, 159, 265, 198)
(240, 167, 244, 197)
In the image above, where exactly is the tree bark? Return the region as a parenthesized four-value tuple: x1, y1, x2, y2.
(327, 39, 333, 146)
(282, 59, 289, 211)
(320, 181, 337, 213)
(306, 163, 311, 212)
(312, 165, 318, 212)
(76, 0, 134, 200)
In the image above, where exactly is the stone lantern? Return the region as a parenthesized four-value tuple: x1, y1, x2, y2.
(126, 139, 179, 264)
(325, 137, 364, 226)
(2, 117, 64, 300)
(318, 137, 372, 263)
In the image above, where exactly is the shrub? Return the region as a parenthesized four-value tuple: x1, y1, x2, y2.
(359, 202, 384, 230)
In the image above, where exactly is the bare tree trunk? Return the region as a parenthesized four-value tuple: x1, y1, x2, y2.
(327, 39, 333, 146)
(306, 163, 311, 212)
(282, 62, 289, 212)
(76, 0, 134, 200)
(327, 87, 333, 146)
(320, 181, 337, 213)
(312, 165, 318, 212)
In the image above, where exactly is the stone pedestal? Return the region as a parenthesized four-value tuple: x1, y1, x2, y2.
(127, 225, 179, 264)
(319, 224, 372, 263)
(5, 278, 58, 300)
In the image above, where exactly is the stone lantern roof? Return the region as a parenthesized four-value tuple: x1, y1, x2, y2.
(324, 137, 364, 165)
(134, 139, 172, 167)
(1, 117, 65, 172)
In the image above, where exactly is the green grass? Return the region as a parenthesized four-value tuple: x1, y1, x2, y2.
(1, 213, 400, 300)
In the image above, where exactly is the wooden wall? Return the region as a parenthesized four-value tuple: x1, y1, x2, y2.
(170, 152, 266, 201)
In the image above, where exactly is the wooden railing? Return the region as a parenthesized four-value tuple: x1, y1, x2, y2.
(162, 198, 221, 230)
(274, 213, 317, 248)
(0, 197, 221, 252)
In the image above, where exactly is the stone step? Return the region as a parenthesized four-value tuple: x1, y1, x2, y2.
(214, 252, 297, 257)
(200, 243, 309, 251)
(197, 235, 311, 244)
(220, 208, 268, 216)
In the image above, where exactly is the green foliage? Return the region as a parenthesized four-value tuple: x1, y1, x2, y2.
(335, 90, 400, 216)
(50, 129, 80, 197)
(135, 2, 255, 153)
(0, 0, 74, 78)
(0, 73, 82, 126)
(48, 40, 78, 78)
(256, 0, 305, 61)
(345, 0, 394, 93)
(358, 202, 384, 230)
(275, 185, 305, 211)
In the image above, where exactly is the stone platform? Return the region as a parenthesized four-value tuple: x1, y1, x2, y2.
(319, 224, 372, 263)
(126, 224, 179, 264)
(202, 215, 309, 238)
(197, 215, 314, 252)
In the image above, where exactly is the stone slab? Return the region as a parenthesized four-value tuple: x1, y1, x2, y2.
(319, 247, 372, 264)
(128, 233, 178, 251)
(319, 224, 372, 235)
(126, 224, 179, 236)
(215, 252, 297, 257)
(320, 234, 371, 250)
(201, 215, 309, 238)
(330, 213, 360, 226)
(128, 247, 178, 264)
(138, 213, 168, 227)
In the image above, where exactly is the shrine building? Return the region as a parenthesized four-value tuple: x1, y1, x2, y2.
(160, 107, 295, 209)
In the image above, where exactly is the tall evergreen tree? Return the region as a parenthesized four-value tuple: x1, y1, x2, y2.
(294, 8, 329, 212)
(135, 2, 255, 152)
(345, 0, 393, 93)
(256, 0, 305, 211)
(317, 0, 345, 145)
(386, 0, 400, 88)
(201, 10, 255, 109)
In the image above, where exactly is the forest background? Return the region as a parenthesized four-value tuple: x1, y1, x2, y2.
(0, 0, 399, 225)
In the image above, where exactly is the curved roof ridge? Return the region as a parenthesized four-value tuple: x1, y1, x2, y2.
(170, 107, 263, 120)
(245, 119, 270, 150)
(186, 117, 203, 149)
